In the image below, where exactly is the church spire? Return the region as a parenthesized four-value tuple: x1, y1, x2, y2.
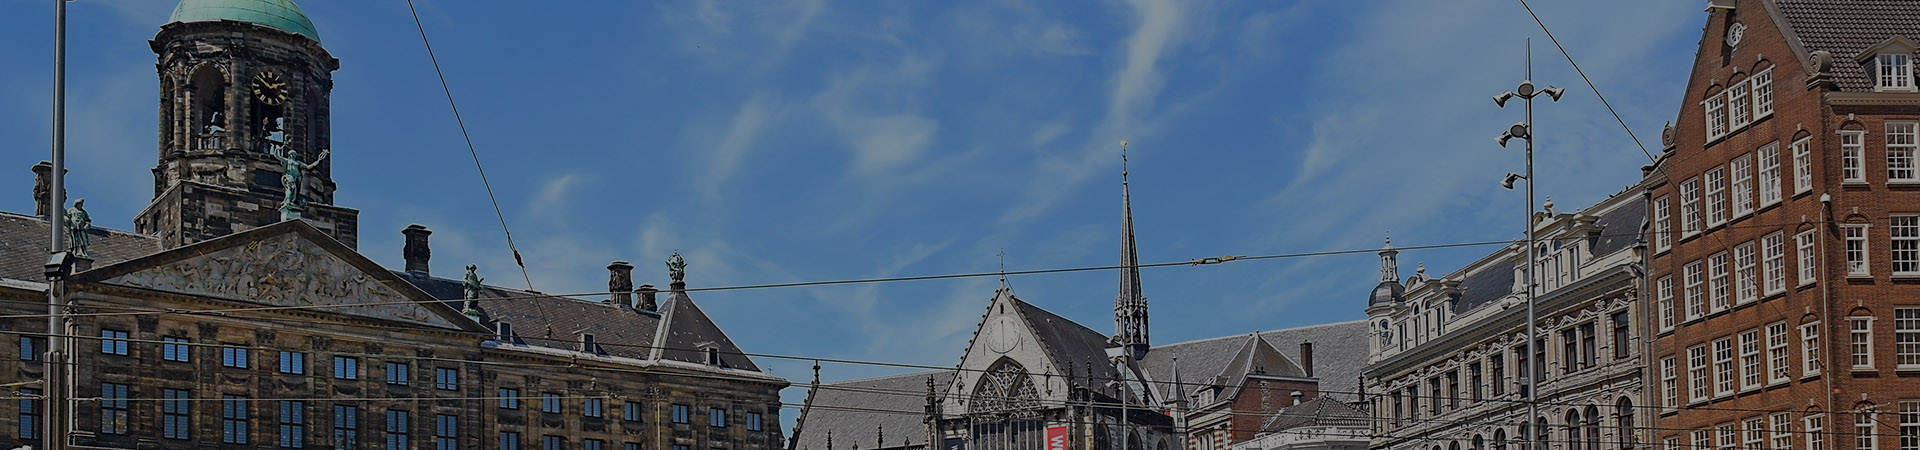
(1115, 141, 1149, 355)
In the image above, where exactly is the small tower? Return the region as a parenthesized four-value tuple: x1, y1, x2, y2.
(1365, 235, 1405, 354)
(1113, 143, 1150, 359)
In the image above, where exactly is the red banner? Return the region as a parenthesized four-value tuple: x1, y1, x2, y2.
(1046, 425, 1069, 450)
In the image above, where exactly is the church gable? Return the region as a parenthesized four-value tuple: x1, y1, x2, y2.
(77, 220, 475, 331)
(948, 290, 1074, 414)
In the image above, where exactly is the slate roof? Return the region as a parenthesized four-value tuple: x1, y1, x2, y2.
(1449, 195, 1643, 315)
(1589, 197, 1646, 256)
(1447, 260, 1516, 315)
(1141, 319, 1369, 403)
(1775, 0, 1920, 91)
(1012, 297, 1122, 387)
(791, 370, 956, 450)
(0, 211, 160, 283)
(1259, 397, 1370, 432)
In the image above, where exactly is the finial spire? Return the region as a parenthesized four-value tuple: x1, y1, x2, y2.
(1379, 233, 1400, 283)
(1115, 140, 1149, 353)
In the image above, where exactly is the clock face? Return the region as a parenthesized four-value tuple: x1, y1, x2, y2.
(252, 70, 290, 106)
(1726, 22, 1746, 47)
(985, 316, 1022, 354)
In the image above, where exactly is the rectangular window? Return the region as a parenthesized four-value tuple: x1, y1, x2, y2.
(1694, 429, 1712, 450)
(1707, 166, 1728, 227)
(1901, 309, 1920, 368)
(1735, 242, 1758, 304)
(1793, 137, 1813, 195)
(100, 382, 129, 435)
(1754, 68, 1774, 118)
(542, 393, 562, 414)
(1768, 322, 1791, 384)
(1773, 412, 1793, 450)
(1798, 230, 1819, 286)
(1733, 154, 1755, 217)
(1860, 410, 1879, 450)
(335, 405, 360, 450)
(710, 408, 727, 427)
(387, 362, 410, 386)
(1803, 322, 1823, 377)
(1689, 344, 1710, 403)
(100, 329, 128, 355)
(1844, 131, 1866, 183)
(584, 439, 604, 450)
(1582, 322, 1598, 367)
(435, 367, 459, 390)
(1894, 216, 1920, 275)
(1848, 225, 1871, 276)
(1763, 232, 1787, 295)
(163, 388, 191, 439)
(1655, 195, 1673, 252)
(223, 346, 250, 368)
(672, 404, 690, 424)
(748, 412, 763, 431)
(1745, 418, 1766, 450)
(543, 436, 564, 450)
(224, 395, 251, 444)
(1659, 276, 1676, 332)
(163, 337, 190, 362)
(1759, 142, 1782, 206)
(385, 410, 410, 450)
(1707, 92, 1729, 139)
(1880, 53, 1915, 91)
(1739, 330, 1762, 390)
(20, 335, 41, 361)
(1729, 80, 1753, 129)
(1667, 437, 1681, 450)
(1807, 414, 1827, 450)
(1563, 329, 1580, 374)
(624, 401, 642, 422)
(1661, 356, 1678, 409)
(1682, 178, 1703, 237)
(1853, 317, 1876, 369)
(334, 356, 359, 379)
(500, 432, 520, 450)
(1492, 353, 1506, 396)
(1719, 423, 1737, 450)
(1686, 260, 1707, 320)
(435, 414, 458, 450)
(279, 351, 305, 374)
(279, 400, 306, 448)
(1469, 363, 1483, 402)
(499, 388, 520, 410)
(1903, 401, 1920, 450)
(626, 443, 640, 450)
(1714, 337, 1735, 396)
(1710, 251, 1731, 312)
(1890, 122, 1917, 182)
(585, 398, 604, 418)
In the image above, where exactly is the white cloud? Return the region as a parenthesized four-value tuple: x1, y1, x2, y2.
(530, 174, 584, 215)
(812, 56, 941, 176)
(701, 93, 781, 199)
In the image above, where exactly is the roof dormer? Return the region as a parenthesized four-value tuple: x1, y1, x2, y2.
(1858, 37, 1918, 92)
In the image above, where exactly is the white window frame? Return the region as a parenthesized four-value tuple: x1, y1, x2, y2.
(1894, 215, 1920, 276)
(1719, 423, 1738, 450)
(1900, 308, 1920, 370)
(1767, 321, 1791, 385)
(1806, 414, 1826, 450)
(1880, 53, 1915, 92)
(1682, 177, 1704, 238)
(1772, 412, 1793, 450)
(1843, 131, 1866, 183)
(1729, 81, 1753, 130)
(1689, 344, 1710, 403)
(1745, 417, 1767, 450)
(1759, 142, 1782, 207)
(1732, 153, 1755, 218)
(1658, 275, 1676, 332)
(1710, 251, 1731, 312)
(1890, 122, 1917, 182)
(1695, 429, 1713, 450)
(1762, 232, 1787, 295)
(1904, 402, 1920, 450)
(1754, 68, 1774, 119)
(1803, 321, 1823, 378)
(1707, 92, 1729, 140)
(1739, 330, 1762, 391)
(1852, 316, 1876, 370)
(1793, 137, 1813, 195)
(1860, 409, 1880, 450)
(1735, 242, 1758, 304)
(1847, 224, 1871, 277)
(1707, 166, 1728, 227)
(1686, 260, 1706, 320)
(1655, 195, 1673, 252)
(1661, 355, 1678, 410)
(1714, 336, 1736, 397)
(1798, 229, 1819, 286)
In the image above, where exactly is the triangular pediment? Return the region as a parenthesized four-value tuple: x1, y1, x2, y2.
(76, 220, 481, 331)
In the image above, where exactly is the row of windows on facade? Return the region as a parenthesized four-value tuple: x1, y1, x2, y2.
(1391, 400, 1638, 450)
(1659, 411, 1828, 450)
(57, 330, 467, 389)
(13, 386, 765, 446)
(1383, 311, 1633, 425)
(1658, 321, 1818, 411)
(1388, 239, 1595, 352)
(1654, 228, 1821, 332)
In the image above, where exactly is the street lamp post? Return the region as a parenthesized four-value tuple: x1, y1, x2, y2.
(1495, 38, 1563, 450)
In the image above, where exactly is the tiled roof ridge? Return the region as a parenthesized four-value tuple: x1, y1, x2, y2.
(0, 210, 160, 240)
(821, 369, 947, 386)
(1152, 319, 1369, 349)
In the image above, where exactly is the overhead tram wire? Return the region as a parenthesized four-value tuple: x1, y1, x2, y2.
(1515, 0, 1655, 162)
(402, 0, 536, 291)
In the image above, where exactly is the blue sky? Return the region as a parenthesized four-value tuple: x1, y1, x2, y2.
(2, 0, 1702, 412)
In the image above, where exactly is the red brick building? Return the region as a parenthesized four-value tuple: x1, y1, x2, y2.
(1645, 4, 1919, 450)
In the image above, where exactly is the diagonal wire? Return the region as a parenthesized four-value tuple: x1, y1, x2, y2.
(1517, 0, 1657, 163)
(404, 0, 536, 291)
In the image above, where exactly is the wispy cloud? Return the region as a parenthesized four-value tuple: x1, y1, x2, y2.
(812, 56, 942, 176)
(700, 93, 782, 200)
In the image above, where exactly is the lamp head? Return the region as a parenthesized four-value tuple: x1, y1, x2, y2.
(1542, 86, 1565, 102)
(1508, 123, 1530, 140)
(1494, 92, 1516, 108)
(1502, 173, 1525, 190)
(1516, 80, 1535, 97)
(1498, 132, 1515, 148)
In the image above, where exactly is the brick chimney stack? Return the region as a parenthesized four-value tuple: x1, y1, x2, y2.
(636, 284, 658, 312)
(401, 225, 432, 277)
(608, 261, 634, 309)
(1300, 342, 1315, 378)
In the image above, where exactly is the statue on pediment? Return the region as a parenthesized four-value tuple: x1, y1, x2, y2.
(65, 198, 92, 258)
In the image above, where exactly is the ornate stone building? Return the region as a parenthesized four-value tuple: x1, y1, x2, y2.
(1363, 190, 1648, 450)
(0, 1, 786, 448)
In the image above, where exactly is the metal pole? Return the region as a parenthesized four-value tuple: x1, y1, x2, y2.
(46, 0, 69, 447)
(1522, 37, 1540, 450)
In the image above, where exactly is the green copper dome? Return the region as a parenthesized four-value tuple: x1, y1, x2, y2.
(167, 0, 320, 42)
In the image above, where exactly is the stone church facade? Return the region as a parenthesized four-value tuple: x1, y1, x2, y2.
(0, 1, 785, 449)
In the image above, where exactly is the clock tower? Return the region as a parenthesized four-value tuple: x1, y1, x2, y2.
(137, 0, 358, 249)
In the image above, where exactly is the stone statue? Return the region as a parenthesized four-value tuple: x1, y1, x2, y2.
(271, 146, 329, 218)
(666, 252, 687, 284)
(462, 264, 485, 300)
(64, 198, 92, 258)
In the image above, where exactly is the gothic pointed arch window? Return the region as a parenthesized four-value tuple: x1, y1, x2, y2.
(969, 358, 1042, 415)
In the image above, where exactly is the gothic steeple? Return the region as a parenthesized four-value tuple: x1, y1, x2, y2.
(1115, 142, 1149, 356)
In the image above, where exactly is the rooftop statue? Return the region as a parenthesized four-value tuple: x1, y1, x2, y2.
(65, 198, 92, 258)
(271, 146, 329, 219)
(666, 252, 687, 285)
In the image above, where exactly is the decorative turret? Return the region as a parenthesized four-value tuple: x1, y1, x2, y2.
(1113, 142, 1150, 358)
(1367, 235, 1405, 307)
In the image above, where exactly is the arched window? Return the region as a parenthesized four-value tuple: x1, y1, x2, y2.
(1617, 397, 1637, 449)
(1585, 405, 1603, 450)
(968, 358, 1041, 414)
(1568, 410, 1586, 450)
(1474, 434, 1487, 450)
(1534, 417, 1549, 450)
(1494, 429, 1508, 450)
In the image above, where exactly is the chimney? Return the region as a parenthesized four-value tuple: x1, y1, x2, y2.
(1300, 342, 1315, 378)
(401, 225, 432, 277)
(31, 161, 56, 218)
(636, 284, 659, 312)
(608, 261, 634, 309)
